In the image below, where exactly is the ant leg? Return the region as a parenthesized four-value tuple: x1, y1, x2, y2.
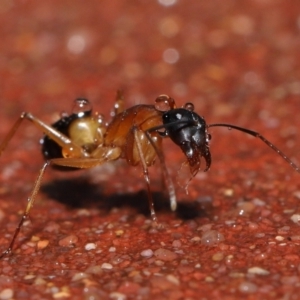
(111, 90, 125, 117)
(53, 130, 160, 224)
(0, 147, 120, 257)
(145, 130, 177, 211)
(208, 123, 300, 173)
(49, 146, 122, 169)
(0, 147, 122, 258)
(0, 112, 29, 156)
(0, 161, 50, 258)
(132, 127, 158, 223)
(24, 113, 83, 157)
(0, 112, 83, 158)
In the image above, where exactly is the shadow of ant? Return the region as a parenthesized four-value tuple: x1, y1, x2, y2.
(40, 178, 211, 220)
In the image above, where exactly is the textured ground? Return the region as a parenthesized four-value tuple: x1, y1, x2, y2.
(0, 1, 300, 299)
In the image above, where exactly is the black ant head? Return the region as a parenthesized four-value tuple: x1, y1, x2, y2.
(160, 99, 212, 176)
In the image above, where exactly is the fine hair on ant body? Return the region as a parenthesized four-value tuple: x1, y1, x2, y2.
(0, 93, 299, 258)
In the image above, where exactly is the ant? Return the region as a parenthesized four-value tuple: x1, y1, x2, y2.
(0, 93, 299, 258)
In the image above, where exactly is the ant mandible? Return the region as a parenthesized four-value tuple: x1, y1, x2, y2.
(0, 92, 177, 258)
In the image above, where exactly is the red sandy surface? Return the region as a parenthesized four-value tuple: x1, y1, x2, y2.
(0, 1, 300, 299)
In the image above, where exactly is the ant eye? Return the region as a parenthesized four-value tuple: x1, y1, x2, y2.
(72, 98, 92, 115)
(184, 102, 194, 112)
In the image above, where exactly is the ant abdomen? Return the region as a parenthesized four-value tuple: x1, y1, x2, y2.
(40, 98, 106, 166)
(40, 113, 81, 162)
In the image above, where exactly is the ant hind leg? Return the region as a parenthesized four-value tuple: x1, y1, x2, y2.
(0, 161, 50, 258)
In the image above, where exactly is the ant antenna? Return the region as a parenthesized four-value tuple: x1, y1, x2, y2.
(208, 123, 300, 173)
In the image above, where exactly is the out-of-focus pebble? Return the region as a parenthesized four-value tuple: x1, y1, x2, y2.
(229, 272, 245, 278)
(293, 191, 300, 199)
(109, 292, 126, 300)
(252, 198, 266, 206)
(255, 233, 265, 238)
(83, 286, 108, 299)
(140, 249, 153, 258)
(85, 243, 96, 251)
(172, 240, 181, 248)
(101, 263, 113, 270)
(115, 230, 124, 237)
(236, 201, 255, 215)
(290, 214, 300, 224)
(0, 210, 5, 222)
(201, 230, 224, 246)
(223, 188, 234, 197)
(248, 267, 270, 275)
(290, 235, 300, 241)
(58, 235, 78, 247)
(281, 276, 299, 285)
(205, 276, 214, 282)
(24, 274, 35, 280)
(85, 265, 103, 275)
(72, 272, 89, 281)
(154, 248, 178, 261)
(34, 276, 47, 285)
(155, 260, 164, 266)
(0, 288, 13, 300)
(44, 221, 60, 233)
(212, 252, 224, 261)
(190, 236, 201, 243)
(53, 291, 71, 299)
(37, 239, 49, 250)
(238, 281, 258, 293)
(118, 281, 141, 294)
(197, 224, 213, 232)
(166, 274, 180, 285)
(76, 209, 91, 216)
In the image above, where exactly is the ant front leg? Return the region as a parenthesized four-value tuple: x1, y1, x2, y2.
(128, 125, 177, 224)
(145, 129, 177, 212)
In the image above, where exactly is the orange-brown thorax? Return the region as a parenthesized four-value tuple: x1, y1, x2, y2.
(104, 105, 163, 166)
